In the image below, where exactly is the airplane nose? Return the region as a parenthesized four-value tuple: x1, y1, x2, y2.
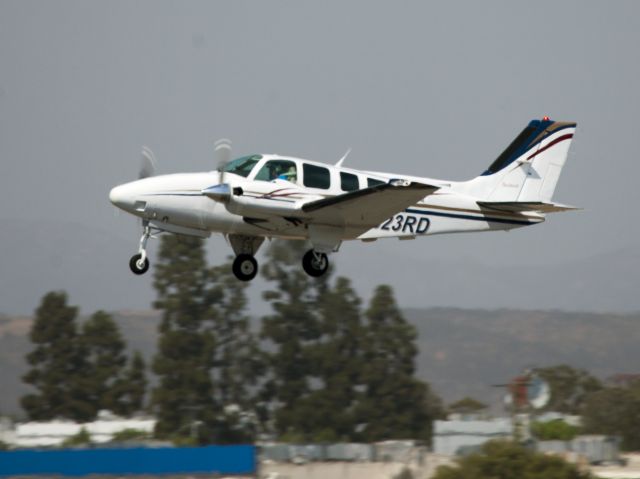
(109, 183, 135, 211)
(109, 185, 125, 206)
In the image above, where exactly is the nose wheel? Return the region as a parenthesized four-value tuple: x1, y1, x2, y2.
(302, 249, 329, 277)
(129, 253, 150, 275)
(232, 254, 258, 281)
(129, 224, 152, 275)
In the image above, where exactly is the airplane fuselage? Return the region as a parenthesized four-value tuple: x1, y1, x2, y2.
(109, 155, 542, 245)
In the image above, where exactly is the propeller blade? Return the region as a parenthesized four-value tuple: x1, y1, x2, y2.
(215, 138, 232, 183)
(139, 146, 157, 179)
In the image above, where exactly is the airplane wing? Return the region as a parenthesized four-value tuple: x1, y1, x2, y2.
(301, 180, 439, 232)
(477, 201, 579, 214)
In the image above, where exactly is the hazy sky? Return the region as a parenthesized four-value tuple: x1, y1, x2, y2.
(1, 1, 639, 315)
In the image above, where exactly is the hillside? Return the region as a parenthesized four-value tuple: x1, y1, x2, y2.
(406, 308, 640, 407)
(2, 308, 639, 417)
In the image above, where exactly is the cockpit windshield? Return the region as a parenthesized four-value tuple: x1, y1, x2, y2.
(220, 155, 262, 177)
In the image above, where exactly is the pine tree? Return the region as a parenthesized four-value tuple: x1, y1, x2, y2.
(152, 233, 265, 443)
(208, 262, 261, 407)
(207, 260, 264, 443)
(80, 310, 128, 416)
(112, 351, 147, 416)
(260, 240, 329, 438)
(299, 276, 366, 441)
(356, 285, 443, 442)
(151, 234, 216, 442)
(21, 291, 93, 421)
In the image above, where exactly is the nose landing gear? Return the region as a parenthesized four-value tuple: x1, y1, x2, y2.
(129, 224, 152, 275)
(302, 249, 329, 277)
(129, 253, 150, 275)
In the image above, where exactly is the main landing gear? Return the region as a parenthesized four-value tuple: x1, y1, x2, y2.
(302, 249, 329, 277)
(129, 224, 152, 275)
(229, 235, 263, 282)
(227, 235, 331, 281)
(232, 254, 258, 281)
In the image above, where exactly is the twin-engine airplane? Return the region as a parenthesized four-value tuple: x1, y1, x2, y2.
(109, 118, 578, 281)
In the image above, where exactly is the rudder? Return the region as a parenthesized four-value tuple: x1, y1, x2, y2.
(459, 118, 577, 202)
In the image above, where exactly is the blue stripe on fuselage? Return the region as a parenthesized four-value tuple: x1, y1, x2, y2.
(405, 208, 538, 226)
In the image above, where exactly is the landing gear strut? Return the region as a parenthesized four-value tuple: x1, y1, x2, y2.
(302, 249, 329, 277)
(129, 225, 151, 275)
(232, 254, 258, 282)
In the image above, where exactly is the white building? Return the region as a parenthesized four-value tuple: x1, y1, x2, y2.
(433, 418, 513, 455)
(10, 410, 156, 448)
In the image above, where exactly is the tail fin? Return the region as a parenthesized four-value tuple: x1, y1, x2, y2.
(458, 118, 577, 203)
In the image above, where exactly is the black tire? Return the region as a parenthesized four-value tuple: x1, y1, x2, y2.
(302, 250, 329, 277)
(129, 253, 150, 275)
(232, 254, 258, 281)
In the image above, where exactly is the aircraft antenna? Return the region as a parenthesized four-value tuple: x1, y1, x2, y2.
(335, 148, 352, 167)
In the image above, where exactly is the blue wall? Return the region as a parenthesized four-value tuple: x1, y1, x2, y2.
(0, 445, 256, 477)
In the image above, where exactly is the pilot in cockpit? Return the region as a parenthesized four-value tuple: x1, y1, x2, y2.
(278, 166, 297, 183)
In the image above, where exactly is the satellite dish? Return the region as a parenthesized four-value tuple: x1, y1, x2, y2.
(527, 375, 551, 409)
(498, 373, 550, 410)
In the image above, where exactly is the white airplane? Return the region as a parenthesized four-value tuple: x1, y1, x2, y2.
(109, 117, 577, 281)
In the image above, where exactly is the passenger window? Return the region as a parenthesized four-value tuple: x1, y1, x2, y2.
(255, 160, 297, 183)
(303, 164, 331, 189)
(367, 178, 386, 187)
(340, 172, 359, 192)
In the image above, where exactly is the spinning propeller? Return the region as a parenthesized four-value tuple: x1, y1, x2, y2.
(203, 138, 234, 202)
(139, 146, 157, 179)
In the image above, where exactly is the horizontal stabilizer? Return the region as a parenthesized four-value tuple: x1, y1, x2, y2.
(477, 201, 580, 214)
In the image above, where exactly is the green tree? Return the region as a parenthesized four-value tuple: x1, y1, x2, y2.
(152, 235, 261, 444)
(582, 384, 640, 451)
(356, 285, 443, 442)
(21, 292, 93, 421)
(62, 427, 92, 447)
(110, 428, 150, 442)
(531, 419, 580, 441)
(433, 441, 592, 479)
(260, 240, 329, 438)
(80, 310, 128, 416)
(210, 262, 251, 404)
(295, 276, 367, 441)
(208, 260, 264, 443)
(151, 234, 216, 442)
(112, 351, 147, 416)
(535, 365, 602, 414)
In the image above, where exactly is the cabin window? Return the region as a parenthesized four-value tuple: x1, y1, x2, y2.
(367, 178, 386, 187)
(255, 160, 298, 183)
(221, 155, 262, 178)
(303, 163, 331, 189)
(340, 172, 359, 192)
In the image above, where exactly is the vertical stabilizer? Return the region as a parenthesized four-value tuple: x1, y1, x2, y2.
(457, 118, 576, 202)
